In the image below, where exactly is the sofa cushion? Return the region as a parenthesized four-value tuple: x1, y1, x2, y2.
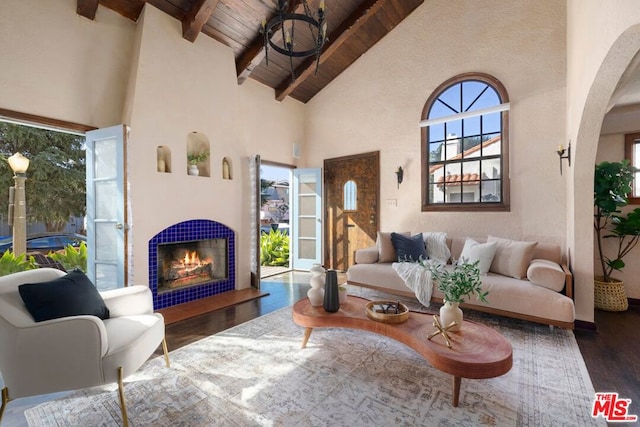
(377, 231, 409, 262)
(527, 259, 566, 292)
(391, 233, 427, 261)
(355, 246, 379, 264)
(488, 236, 538, 279)
(422, 232, 451, 264)
(458, 238, 497, 274)
(18, 270, 110, 322)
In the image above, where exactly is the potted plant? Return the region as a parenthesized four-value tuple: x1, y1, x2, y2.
(187, 151, 209, 176)
(428, 260, 487, 331)
(593, 160, 640, 311)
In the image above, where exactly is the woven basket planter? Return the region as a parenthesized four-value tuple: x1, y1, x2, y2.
(594, 277, 629, 311)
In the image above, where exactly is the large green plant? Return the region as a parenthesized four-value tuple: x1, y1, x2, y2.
(48, 241, 87, 272)
(260, 229, 289, 267)
(594, 160, 640, 283)
(0, 250, 37, 276)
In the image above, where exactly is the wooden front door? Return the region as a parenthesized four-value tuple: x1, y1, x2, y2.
(324, 151, 379, 271)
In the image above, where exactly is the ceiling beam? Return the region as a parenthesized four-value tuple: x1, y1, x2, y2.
(275, 0, 387, 101)
(77, 0, 99, 20)
(182, 0, 219, 43)
(236, 1, 302, 84)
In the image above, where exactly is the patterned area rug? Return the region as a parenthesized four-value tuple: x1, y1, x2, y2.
(25, 292, 604, 426)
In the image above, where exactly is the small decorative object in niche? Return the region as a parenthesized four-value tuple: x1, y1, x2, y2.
(156, 145, 171, 173)
(187, 151, 209, 176)
(222, 157, 232, 180)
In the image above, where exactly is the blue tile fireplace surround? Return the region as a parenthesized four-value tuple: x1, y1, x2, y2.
(149, 219, 235, 310)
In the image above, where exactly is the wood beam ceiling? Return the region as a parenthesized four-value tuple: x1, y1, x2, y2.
(235, 1, 302, 84)
(182, 0, 219, 42)
(275, 0, 385, 101)
(77, 0, 99, 20)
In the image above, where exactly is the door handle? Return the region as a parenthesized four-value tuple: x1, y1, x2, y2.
(116, 223, 129, 230)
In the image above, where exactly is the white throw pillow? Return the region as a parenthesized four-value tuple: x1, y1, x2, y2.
(422, 232, 451, 264)
(458, 238, 498, 275)
(488, 236, 538, 279)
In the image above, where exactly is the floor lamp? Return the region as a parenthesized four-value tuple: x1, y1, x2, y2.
(8, 153, 29, 256)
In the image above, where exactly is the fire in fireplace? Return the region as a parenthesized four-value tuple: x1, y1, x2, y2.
(157, 238, 227, 294)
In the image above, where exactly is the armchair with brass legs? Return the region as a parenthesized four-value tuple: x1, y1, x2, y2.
(0, 268, 170, 426)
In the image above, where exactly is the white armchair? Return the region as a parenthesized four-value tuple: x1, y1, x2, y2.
(0, 268, 169, 427)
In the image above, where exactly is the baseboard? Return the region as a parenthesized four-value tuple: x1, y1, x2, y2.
(574, 319, 597, 332)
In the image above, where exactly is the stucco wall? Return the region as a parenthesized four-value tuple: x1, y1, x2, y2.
(0, 0, 134, 127)
(306, 2, 567, 252)
(567, 0, 640, 321)
(0, 0, 305, 291)
(124, 5, 304, 289)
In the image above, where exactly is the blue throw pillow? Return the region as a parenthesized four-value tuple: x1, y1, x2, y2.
(390, 233, 427, 262)
(19, 270, 110, 322)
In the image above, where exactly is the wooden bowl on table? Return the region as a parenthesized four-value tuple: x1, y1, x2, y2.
(365, 300, 409, 324)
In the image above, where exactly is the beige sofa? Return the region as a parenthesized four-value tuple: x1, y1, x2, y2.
(347, 235, 575, 329)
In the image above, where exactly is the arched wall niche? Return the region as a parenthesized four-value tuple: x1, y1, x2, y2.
(186, 131, 211, 177)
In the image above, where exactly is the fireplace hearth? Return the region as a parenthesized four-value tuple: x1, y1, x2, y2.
(149, 219, 235, 309)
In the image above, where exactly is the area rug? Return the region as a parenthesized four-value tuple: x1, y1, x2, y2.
(25, 300, 604, 426)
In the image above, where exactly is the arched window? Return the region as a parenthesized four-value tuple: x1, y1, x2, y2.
(421, 73, 510, 211)
(344, 180, 357, 211)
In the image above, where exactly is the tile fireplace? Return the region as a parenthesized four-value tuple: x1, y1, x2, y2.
(149, 219, 235, 310)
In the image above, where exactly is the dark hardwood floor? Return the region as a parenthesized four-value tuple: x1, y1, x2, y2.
(575, 305, 640, 416)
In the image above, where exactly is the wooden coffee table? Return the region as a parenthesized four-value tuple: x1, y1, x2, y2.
(292, 296, 512, 407)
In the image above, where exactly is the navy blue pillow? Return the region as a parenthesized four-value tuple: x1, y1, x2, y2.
(19, 270, 110, 322)
(390, 233, 427, 262)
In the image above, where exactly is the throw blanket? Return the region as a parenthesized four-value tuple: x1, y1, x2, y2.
(392, 261, 436, 307)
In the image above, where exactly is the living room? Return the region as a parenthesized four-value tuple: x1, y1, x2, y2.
(1, 0, 640, 424)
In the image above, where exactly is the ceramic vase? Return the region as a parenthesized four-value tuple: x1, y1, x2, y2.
(323, 269, 340, 313)
(439, 301, 463, 331)
(307, 264, 325, 307)
(338, 286, 348, 304)
(188, 164, 199, 176)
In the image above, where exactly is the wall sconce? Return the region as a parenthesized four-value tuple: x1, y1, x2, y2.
(556, 142, 571, 175)
(395, 166, 403, 189)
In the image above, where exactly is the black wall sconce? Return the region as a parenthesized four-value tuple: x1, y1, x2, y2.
(556, 142, 571, 175)
(395, 166, 403, 189)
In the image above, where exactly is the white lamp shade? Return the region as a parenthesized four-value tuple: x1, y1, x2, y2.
(8, 153, 29, 174)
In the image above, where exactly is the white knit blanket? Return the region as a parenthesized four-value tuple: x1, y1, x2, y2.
(392, 261, 436, 307)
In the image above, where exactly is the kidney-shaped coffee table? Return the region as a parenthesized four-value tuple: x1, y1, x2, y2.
(292, 295, 513, 407)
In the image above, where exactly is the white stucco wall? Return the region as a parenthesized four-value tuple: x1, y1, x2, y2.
(567, 0, 640, 321)
(0, 0, 134, 127)
(124, 5, 304, 289)
(306, 1, 567, 252)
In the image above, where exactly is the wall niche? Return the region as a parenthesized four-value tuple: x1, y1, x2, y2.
(186, 131, 211, 177)
(222, 157, 232, 180)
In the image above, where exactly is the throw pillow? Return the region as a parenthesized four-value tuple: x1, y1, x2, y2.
(488, 236, 538, 279)
(458, 238, 498, 275)
(377, 231, 409, 262)
(19, 270, 110, 322)
(527, 259, 566, 292)
(422, 232, 451, 264)
(391, 233, 427, 262)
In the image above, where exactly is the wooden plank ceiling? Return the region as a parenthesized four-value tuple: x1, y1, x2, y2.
(77, 0, 424, 103)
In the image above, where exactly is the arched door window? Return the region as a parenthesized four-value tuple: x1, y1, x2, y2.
(344, 180, 357, 211)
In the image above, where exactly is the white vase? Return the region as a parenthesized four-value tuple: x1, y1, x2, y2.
(439, 301, 463, 331)
(310, 263, 325, 277)
(188, 164, 199, 176)
(339, 287, 348, 304)
(307, 287, 324, 306)
(308, 263, 325, 306)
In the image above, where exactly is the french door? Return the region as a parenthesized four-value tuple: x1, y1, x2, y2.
(85, 125, 127, 290)
(291, 168, 323, 270)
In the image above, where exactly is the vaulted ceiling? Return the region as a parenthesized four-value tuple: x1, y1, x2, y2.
(76, 0, 424, 103)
